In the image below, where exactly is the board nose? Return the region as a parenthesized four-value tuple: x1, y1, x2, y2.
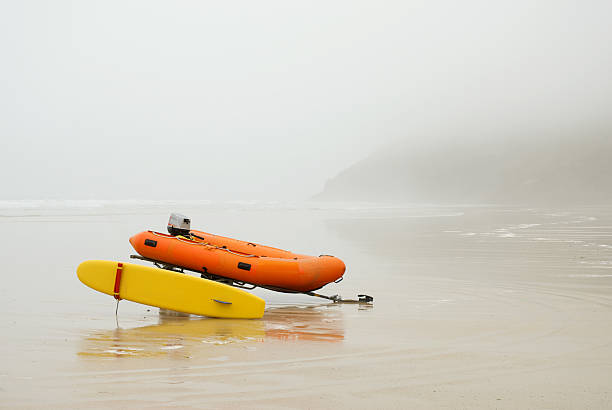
(76, 260, 87, 283)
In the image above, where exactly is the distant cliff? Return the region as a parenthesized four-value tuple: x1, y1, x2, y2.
(315, 133, 612, 205)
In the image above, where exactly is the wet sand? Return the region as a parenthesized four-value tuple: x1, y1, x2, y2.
(1, 202, 611, 408)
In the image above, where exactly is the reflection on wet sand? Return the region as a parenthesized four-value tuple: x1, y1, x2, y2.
(78, 305, 345, 358)
(5, 206, 612, 408)
(263, 305, 345, 342)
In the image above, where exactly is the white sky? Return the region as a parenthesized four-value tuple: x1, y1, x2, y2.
(1, 1, 611, 200)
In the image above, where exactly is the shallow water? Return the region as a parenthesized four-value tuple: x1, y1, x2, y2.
(1, 202, 611, 408)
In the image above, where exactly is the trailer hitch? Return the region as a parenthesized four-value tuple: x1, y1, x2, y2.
(305, 292, 374, 304)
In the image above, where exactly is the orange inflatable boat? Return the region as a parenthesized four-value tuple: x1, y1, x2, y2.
(129, 215, 345, 293)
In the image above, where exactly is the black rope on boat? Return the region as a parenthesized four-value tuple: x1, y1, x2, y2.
(189, 232, 206, 241)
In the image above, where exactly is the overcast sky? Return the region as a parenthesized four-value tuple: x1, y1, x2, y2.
(1, 1, 610, 200)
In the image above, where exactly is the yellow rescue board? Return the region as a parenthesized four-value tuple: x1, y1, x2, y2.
(77, 260, 265, 319)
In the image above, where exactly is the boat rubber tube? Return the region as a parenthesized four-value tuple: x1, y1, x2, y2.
(129, 230, 346, 293)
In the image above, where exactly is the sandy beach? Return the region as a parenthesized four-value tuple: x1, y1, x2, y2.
(1, 201, 611, 409)
(3, 1, 611, 407)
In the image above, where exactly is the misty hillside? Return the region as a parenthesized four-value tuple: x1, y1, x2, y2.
(315, 133, 612, 205)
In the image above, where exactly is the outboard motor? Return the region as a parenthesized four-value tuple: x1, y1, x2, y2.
(167, 213, 191, 236)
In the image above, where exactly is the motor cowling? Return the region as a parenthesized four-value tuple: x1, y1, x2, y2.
(167, 213, 191, 236)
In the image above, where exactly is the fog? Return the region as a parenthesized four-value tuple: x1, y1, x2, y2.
(1, 1, 611, 200)
(316, 129, 612, 204)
